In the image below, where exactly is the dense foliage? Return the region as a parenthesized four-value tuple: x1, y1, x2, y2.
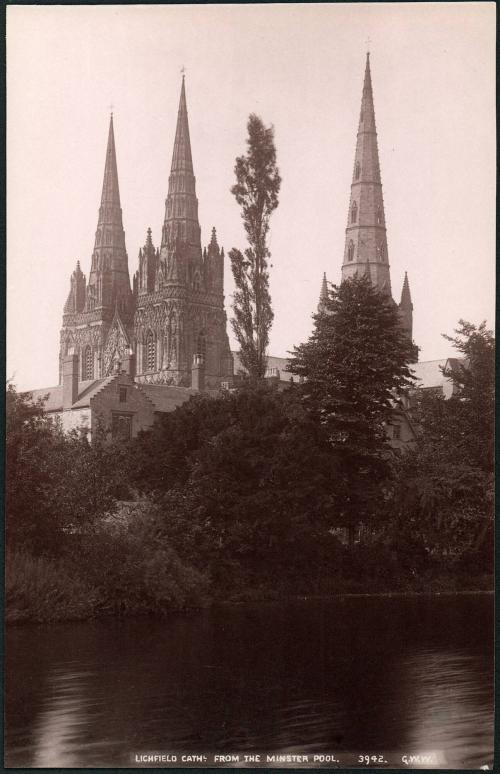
(6, 314, 493, 623)
(288, 276, 416, 541)
(229, 114, 281, 378)
(393, 321, 494, 573)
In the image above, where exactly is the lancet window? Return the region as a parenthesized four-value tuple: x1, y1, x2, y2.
(348, 240, 355, 262)
(146, 331, 156, 372)
(351, 201, 358, 223)
(355, 161, 361, 180)
(83, 345, 94, 380)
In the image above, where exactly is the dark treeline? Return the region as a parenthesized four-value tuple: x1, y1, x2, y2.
(6, 278, 494, 622)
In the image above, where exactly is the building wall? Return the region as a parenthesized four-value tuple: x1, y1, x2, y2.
(90, 373, 156, 439)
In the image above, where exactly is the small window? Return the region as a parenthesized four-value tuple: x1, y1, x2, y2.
(348, 240, 355, 262)
(351, 201, 358, 224)
(393, 425, 401, 440)
(377, 207, 383, 225)
(355, 161, 361, 180)
(119, 386, 127, 403)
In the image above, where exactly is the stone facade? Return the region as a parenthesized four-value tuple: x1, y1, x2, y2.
(59, 77, 233, 393)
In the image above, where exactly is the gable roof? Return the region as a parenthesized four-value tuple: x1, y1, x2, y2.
(140, 384, 197, 413)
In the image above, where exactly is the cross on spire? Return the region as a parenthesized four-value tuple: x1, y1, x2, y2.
(181, 65, 186, 78)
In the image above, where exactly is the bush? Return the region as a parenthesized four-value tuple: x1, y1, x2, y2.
(6, 551, 95, 623)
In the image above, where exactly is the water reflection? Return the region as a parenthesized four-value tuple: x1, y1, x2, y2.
(5, 595, 493, 768)
(403, 649, 493, 769)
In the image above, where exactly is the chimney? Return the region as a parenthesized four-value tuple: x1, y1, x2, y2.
(122, 352, 136, 378)
(192, 353, 205, 392)
(62, 353, 79, 408)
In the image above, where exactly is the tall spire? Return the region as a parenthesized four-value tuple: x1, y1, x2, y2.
(400, 271, 412, 308)
(161, 76, 201, 254)
(341, 53, 392, 298)
(86, 114, 132, 312)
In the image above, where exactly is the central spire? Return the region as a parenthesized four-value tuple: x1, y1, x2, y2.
(161, 76, 201, 252)
(341, 53, 392, 298)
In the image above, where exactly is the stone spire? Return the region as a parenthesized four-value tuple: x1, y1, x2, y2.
(86, 114, 132, 313)
(341, 53, 392, 298)
(318, 272, 328, 313)
(161, 76, 202, 255)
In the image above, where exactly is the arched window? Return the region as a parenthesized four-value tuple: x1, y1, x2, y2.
(351, 201, 358, 224)
(347, 240, 355, 262)
(83, 345, 93, 380)
(355, 161, 361, 180)
(146, 331, 156, 372)
(376, 207, 383, 225)
(377, 243, 386, 262)
(197, 331, 207, 359)
(193, 272, 201, 292)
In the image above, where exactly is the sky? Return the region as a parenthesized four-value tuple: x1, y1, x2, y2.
(7, 2, 496, 391)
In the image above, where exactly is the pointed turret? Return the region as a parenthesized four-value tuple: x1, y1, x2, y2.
(86, 114, 132, 313)
(135, 227, 157, 295)
(317, 272, 328, 313)
(341, 53, 392, 297)
(399, 271, 417, 359)
(161, 76, 202, 258)
(64, 260, 86, 313)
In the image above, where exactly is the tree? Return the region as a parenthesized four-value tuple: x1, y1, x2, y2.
(6, 385, 126, 555)
(229, 114, 281, 378)
(393, 320, 494, 568)
(288, 276, 415, 540)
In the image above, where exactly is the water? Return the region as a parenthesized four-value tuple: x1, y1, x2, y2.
(5, 595, 493, 769)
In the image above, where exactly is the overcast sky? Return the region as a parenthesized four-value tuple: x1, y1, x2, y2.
(7, 3, 496, 391)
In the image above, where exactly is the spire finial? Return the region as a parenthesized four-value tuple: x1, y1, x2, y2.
(366, 37, 371, 54)
(181, 65, 186, 80)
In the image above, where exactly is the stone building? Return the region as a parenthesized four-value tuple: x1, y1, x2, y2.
(60, 76, 233, 396)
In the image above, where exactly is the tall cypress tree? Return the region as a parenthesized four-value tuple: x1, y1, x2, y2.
(229, 114, 281, 379)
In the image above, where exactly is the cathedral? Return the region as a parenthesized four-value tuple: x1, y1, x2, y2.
(32, 54, 448, 441)
(60, 76, 234, 391)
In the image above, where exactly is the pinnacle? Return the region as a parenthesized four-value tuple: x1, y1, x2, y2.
(210, 226, 218, 245)
(400, 271, 412, 306)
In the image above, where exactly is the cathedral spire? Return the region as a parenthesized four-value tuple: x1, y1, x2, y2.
(341, 52, 392, 298)
(161, 76, 201, 253)
(400, 271, 412, 307)
(86, 114, 132, 313)
(399, 271, 417, 359)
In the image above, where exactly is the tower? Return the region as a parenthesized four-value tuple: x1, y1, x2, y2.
(60, 114, 133, 383)
(341, 53, 417, 358)
(133, 76, 233, 386)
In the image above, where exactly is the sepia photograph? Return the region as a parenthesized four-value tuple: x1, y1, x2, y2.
(5, 2, 495, 769)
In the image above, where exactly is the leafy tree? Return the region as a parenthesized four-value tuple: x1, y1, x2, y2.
(229, 114, 281, 378)
(288, 275, 415, 540)
(393, 320, 494, 568)
(6, 385, 125, 555)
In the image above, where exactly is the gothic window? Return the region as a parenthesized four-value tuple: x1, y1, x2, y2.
(355, 161, 361, 180)
(348, 241, 355, 262)
(82, 345, 94, 380)
(377, 207, 383, 225)
(351, 201, 358, 223)
(193, 272, 201, 291)
(392, 424, 401, 441)
(377, 243, 386, 261)
(146, 331, 156, 371)
(197, 331, 207, 360)
(119, 386, 127, 403)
